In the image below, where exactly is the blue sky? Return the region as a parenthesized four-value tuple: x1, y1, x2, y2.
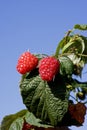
(0, 0, 87, 129)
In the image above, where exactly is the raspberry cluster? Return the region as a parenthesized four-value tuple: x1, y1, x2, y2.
(16, 52, 60, 81)
(69, 102, 87, 124)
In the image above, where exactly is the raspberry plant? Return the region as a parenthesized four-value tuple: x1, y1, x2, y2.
(1, 24, 87, 130)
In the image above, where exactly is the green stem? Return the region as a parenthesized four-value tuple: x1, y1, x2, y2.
(77, 53, 87, 57)
(20, 73, 27, 83)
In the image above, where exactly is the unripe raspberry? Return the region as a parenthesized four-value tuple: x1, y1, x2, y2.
(39, 56, 60, 81)
(16, 51, 38, 74)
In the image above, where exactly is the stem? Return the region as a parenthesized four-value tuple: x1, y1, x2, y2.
(58, 52, 87, 58)
(20, 73, 27, 83)
(77, 53, 87, 57)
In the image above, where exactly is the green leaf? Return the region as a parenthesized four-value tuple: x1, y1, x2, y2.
(80, 36, 87, 63)
(74, 24, 87, 30)
(20, 73, 69, 126)
(9, 111, 52, 129)
(55, 37, 67, 55)
(59, 56, 74, 76)
(35, 54, 49, 60)
(1, 109, 53, 130)
(9, 118, 23, 130)
(1, 109, 27, 130)
(55, 36, 71, 56)
(62, 36, 85, 54)
(24, 110, 52, 128)
(81, 36, 87, 55)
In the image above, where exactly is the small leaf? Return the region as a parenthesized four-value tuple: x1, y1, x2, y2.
(62, 36, 85, 54)
(55, 36, 71, 56)
(74, 24, 87, 30)
(1, 110, 27, 130)
(59, 56, 74, 76)
(35, 54, 49, 60)
(80, 36, 87, 63)
(55, 37, 67, 55)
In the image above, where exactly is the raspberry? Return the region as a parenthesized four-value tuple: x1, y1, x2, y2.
(39, 56, 60, 81)
(16, 51, 38, 74)
(69, 103, 86, 124)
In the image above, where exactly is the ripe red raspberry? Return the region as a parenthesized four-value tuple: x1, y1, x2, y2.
(16, 51, 38, 74)
(39, 56, 60, 81)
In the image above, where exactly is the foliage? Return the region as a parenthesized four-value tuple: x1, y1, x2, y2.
(74, 24, 87, 30)
(1, 24, 87, 130)
(1, 109, 53, 130)
(20, 74, 69, 126)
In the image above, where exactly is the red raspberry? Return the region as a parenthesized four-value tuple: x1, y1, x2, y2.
(16, 51, 38, 74)
(39, 56, 60, 81)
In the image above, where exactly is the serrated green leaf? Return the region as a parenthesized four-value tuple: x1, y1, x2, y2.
(44, 83, 68, 126)
(20, 73, 69, 126)
(74, 24, 87, 30)
(1, 110, 27, 130)
(1, 109, 53, 130)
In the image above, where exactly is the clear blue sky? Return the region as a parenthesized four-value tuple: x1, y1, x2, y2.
(0, 1, 87, 130)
